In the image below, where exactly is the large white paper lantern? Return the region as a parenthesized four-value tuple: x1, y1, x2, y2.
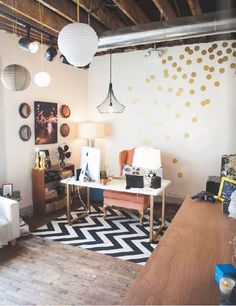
(58, 22, 98, 67)
(34, 71, 51, 87)
(1, 64, 31, 91)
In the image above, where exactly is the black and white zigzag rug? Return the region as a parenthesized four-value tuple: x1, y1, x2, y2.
(32, 206, 171, 266)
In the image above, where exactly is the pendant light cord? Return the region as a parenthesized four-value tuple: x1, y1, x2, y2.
(110, 53, 112, 83)
(77, 0, 80, 22)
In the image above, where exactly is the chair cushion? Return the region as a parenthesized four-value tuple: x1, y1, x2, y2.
(104, 190, 149, 204)
(0, 216, 10, 246)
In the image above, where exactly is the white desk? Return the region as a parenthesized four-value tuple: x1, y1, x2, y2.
(61, 177, 171, 242)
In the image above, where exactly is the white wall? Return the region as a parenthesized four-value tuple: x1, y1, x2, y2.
(88, 41, 236, 199)
(0, 31, 88, 212)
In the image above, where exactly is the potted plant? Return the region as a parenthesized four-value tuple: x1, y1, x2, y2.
(100, 170, 109, 185)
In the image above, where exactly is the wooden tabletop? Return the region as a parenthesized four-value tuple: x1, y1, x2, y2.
(123, 196, 236, 305)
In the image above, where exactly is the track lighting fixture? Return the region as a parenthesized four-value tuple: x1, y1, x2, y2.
(45, 36, 57, 61)
(18, 26, 39, 53)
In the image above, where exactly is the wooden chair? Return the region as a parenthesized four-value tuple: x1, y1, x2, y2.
(103, 149, 149, 224)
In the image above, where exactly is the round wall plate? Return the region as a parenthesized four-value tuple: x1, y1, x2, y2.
(19, 125, 31, 141)
(60, 123, 70, 137)
(19, 103, 31, 118)
(60, 105, 71, 118)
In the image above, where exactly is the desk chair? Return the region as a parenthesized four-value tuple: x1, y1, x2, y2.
(103, 149, 149, 224)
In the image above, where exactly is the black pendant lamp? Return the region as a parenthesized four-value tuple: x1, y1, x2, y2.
(97, 53, 125, 114)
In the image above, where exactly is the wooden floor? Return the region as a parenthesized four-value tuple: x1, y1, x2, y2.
(0, 202, 179, 305)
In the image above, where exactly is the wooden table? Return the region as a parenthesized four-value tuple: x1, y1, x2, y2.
(61, 177, 171, 242)
(123, 196, 236, 305)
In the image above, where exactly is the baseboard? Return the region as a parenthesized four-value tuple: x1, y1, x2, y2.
(20, 205, 33, 217)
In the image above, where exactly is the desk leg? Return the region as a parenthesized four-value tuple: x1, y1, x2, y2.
(149, 189, 166, 243)
(66, 184, 71, 225)
(87, 187, 90, 213)
(149, 195, 154, 242)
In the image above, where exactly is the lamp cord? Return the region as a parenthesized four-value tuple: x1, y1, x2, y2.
(110, 53, 112, 83)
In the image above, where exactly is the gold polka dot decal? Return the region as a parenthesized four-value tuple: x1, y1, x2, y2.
(172, 62, 177, 68)
(145, 78, 150, 83)
(214, 81, 220, 87)
(132, 98, 140, 104)
(182, 73, 187, 79)
(206, 74, 212, 80)
(226, 48, 232, 54)
(192, 117, 198, 123)
(177, 172, 183, 178)
(185, 47, 190, 52)
(201, 50, 207, 55)
(232, 42, 236, 48)
(189, 78, 194, 84)
(172, 75, 177, 80)
(157, 85, 163, 91)
(167, 56, 173, 61)
(179, 54, 185, 60)
(194, 46, 200, 51)
(218, 58, 224, 64)
(142, 139, 151, 146)
(219, 68, 225, 73)
(230, 63, 236, 69)
(172, 158, 178, 164)
(204, 65, 209, 71)
(128, 86, 133, 91)
(186, 60, 192, 65)
(208, 47, 213, 53)
(223, 56, 228, 62)
(209, 67, 215, 73)
(189, 50, 193, 55)
(184, 133, 190, 138)
(217, 50, 222, 56)
(165, 134, 171, 140)
(175, 113, 181, 119)
(191, 72, 196, 78)
(233, 51, 236, 57)
(201, 99, 210, 106)
(189, 89, 195, 95)
(177, 66, 182, 72)
(168, 87, 173, 93)
(150, 74, 156, 80)
(212, 43, 217, 49)
(197, 58, 203, 63)
(222, 42, 228, 48)
(200, 85, 206, 91)
(163, 69, 169, 78)
(185, 101, 191, 107)
(161, 59, 167, 64)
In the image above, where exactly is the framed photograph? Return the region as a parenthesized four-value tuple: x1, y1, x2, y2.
(2, 183, 13, 197)
(34, 101, 58, 145)
(218, 177, 236, 201)
(221, 154, 236, 180)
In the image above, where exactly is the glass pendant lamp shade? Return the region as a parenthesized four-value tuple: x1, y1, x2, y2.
(34, 71, 51, 87)
(97, 54, 125, 114)
(58, 23, 98, 67)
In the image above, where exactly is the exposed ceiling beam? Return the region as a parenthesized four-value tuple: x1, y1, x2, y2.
(152, 0, 177, 20)
(187, 0, 202, 16)
(35, 0, 106, 34)
(112, 0, 150, 25)
(72, 0, 125, 30)
(0, 0, 69, 36)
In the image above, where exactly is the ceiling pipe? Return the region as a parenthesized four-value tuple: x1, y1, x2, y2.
(98, 10, 236, 51)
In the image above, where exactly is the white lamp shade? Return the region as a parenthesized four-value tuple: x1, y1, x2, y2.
(78, 122, 105, 140)
(1, 64, 30, 91)
(34, 71, 51, 87)
(58, 22, 98, 67)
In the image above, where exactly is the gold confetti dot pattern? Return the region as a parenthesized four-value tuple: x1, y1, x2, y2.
(172, 62, 177, 67)
(214, 81, 220, 87)
(189, 79, 194, 84)
(219, 68, 225, 73)
(175, 113, 181, 118)
(201, 50, 207, 55)
(194, 46, 200, 51)
(168, 56, 173, 61)
(157, 85, 163, 91)
(184, 133, 190, 138)
(182, 73, 187, 79)
(185, 101, 191, 107)
(191, 72, 196, 77)
(222, 42, 228, 48)
(197, 58, 203, 63)
(161, 59, 167, 64)
(146, 78, 150, 83)
(201, 99, 210, 106)
(189, 89, 195, 95)
(172, 75, 177, 80)
(209, 67, 215, 72)
(206, 74, 212, 80)
(201, 85, 206, 91)
(150, 74, 156, 80)
(128, 86, 133, 91)
(177, 172, 183, 178)
(192, 117, 198, 123)
(179, 54, 185, 60)
(172, 158, 178, 164)
(186, 60, 192, 65)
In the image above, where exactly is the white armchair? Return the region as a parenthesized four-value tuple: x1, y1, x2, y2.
(0, 196, 20, 246)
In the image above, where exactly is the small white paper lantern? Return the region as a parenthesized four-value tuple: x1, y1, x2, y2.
(58, 22, 98, 67)
(34, 71, 51, 87)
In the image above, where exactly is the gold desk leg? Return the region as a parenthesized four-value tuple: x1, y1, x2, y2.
(151, 189, 166, 242)
(66, 184, 71, 225)
(87, 187, 90, 213)
(149, 195, 154, 242)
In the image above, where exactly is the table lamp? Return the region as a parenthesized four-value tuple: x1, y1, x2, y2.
(78, 121, 105, 147)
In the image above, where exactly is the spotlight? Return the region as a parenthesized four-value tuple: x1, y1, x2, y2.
(45, 46, 57, 61)
(18, 26, 38, 53)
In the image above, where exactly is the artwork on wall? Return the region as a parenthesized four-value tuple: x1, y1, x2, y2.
(34, 101, 58, 144)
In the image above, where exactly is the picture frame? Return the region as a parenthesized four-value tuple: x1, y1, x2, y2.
(218, 177, 236, 201)
(2, 183, 13, 197)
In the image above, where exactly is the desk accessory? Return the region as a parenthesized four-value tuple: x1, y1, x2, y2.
(215, 264, 236, 283)
(191, 191, 216, 202)
(126, 175, 144, 189)
(218, 177, 236, 201)
(206, 176, 221, 195)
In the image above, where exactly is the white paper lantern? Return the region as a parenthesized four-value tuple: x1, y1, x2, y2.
(1, 64, 31, 91)
(34, 71, 51, 87)
(58, 22, 98, 67)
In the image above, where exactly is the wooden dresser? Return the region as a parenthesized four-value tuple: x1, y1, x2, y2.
(123, 197, 236, 305)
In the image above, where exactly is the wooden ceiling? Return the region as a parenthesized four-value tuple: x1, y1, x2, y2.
(0, 0, 235, 49)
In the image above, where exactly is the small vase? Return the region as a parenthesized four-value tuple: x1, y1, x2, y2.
(101, 178, 109, 185)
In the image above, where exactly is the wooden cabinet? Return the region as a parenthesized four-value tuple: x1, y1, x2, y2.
(32, 163, 74, 214)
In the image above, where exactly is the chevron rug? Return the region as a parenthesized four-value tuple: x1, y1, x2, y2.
(32, 205, 171, 265)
